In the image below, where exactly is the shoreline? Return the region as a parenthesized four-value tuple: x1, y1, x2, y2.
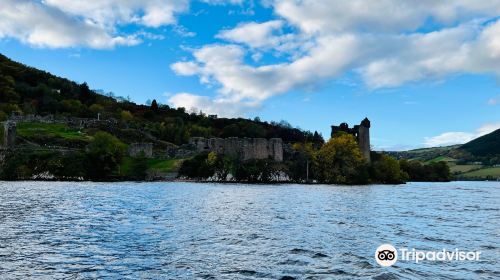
(2, 179, 497, 184)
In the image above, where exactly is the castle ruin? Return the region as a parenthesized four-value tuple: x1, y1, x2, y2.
(2, 121, 16, 148)
(331, 118, 371, 162)
(128, 143, 154, 158)
(189, 137, 283, 162)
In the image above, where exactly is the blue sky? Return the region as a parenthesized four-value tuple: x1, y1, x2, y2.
(1, 0, 500, 150)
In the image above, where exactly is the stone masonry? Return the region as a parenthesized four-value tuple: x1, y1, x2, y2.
(331, 118, 371, 163)
(189, 137, 283, 162)
(2, 121, 16, 148)
(128, 143, 154, 158)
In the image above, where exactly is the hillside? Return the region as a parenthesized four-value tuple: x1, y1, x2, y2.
(0, 53, 452, 183)
(0, 53, 324, 145)
(459, 129, 500, 157)
(0, 53, 324, 181)
(387, 129, 500, 180)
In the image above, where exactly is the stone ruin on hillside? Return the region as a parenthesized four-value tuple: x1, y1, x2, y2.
(1, 121, 16, 148)
(128, 143, 154, 158)
(189, 137, 283, 162)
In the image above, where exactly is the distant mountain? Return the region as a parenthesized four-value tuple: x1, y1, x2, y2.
(459, 129, 500, 157)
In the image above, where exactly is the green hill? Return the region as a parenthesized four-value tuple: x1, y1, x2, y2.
(459, 129, 500, 157)
(0, 53, 325, 181)
(0, 53, 324, 145)
(386, 129, 500, 180)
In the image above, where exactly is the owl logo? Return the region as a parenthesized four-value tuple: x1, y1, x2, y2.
(375, 244, 398, 266)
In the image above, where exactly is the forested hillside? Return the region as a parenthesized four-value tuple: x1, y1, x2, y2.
(0, 53, 324, 145)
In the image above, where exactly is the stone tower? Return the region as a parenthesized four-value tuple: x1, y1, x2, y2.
(357, 118, 371, 163)
(331, 118, 371, 163)
(3, 121, 16, 147)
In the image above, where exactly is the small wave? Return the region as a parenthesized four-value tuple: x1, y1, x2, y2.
(312, 252, 328, 258)
(372, 272, 400, 280)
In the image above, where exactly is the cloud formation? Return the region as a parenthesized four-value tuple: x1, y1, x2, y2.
(0, 0, 226, 48)
(424, 122, 500, 147)
(168, 92, 259, 117)
(217, 20, 285, 49)
(2, 0, 500, 118)
(171, 13, 500, 115)
(0, 0, 145, 48)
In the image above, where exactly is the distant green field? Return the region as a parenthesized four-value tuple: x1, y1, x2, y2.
(403, 145, 460, 155)
(17, 122, 90, 141)
(460, 167, 500, 179)
(425, 156, 457, 164)
(449, 164, 482, 173)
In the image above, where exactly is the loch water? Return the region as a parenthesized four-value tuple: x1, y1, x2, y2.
(0, 181, 498, 279)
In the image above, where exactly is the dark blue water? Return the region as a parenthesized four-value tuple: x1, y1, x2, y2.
(0, 181, 498, 279)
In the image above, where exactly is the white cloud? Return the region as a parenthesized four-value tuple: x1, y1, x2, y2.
(169, 1, 500, 115)
(167, 92, 259, 117)
(424, 122, 500, 147)
(171, 35, 358, 103)
(0, 0, 144, 48)
(0, 0, 254, 48)
(171, 61, 200, 75)
(424, 132, 476, 147)
(217, 20, 285, 48)
(200, 0, 244, 5)
(43, 0, 189, 28)
(272, 0, 500, 34)
(0, 0, 190, 48)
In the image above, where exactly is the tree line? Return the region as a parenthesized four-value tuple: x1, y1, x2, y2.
(178, 132, 452, 184)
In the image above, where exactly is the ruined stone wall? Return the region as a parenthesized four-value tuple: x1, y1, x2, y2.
(128, 143, 153, 158)
(189, 137, 283, 162)
(331, 118, 371, 163)
(2, 121, 16, 148)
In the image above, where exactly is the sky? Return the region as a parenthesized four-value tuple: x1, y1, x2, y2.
(1, 0, 500, 150)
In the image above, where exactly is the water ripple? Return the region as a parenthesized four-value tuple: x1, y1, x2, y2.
(0, 181, 499, 279)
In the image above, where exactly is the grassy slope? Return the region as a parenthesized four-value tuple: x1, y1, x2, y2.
(449, 164, 482, 174)
(459, 167, 500, 179)
(16, 122, 91, 142)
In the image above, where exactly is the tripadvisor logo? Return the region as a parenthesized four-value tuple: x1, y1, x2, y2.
(375, 244, 398, 267)
(375, 244, 481, 267)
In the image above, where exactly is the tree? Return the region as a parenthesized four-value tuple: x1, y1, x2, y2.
(370, 153, 407, 184)
(151, 99, 158, 111)
(0, 110, 7, 121)
(89, 104, 104, 115)
(129, 157, 149, 180)
(178, 152, 215, 180)
(314, 133, 366, 184)
(285, 142, 316, 182)
(120, 110, 134, 122)
(0, 75, 20, 103)
(79, 82, 92, 103)
(399, 159, 451, 182)
(86, 132, 125, 181)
